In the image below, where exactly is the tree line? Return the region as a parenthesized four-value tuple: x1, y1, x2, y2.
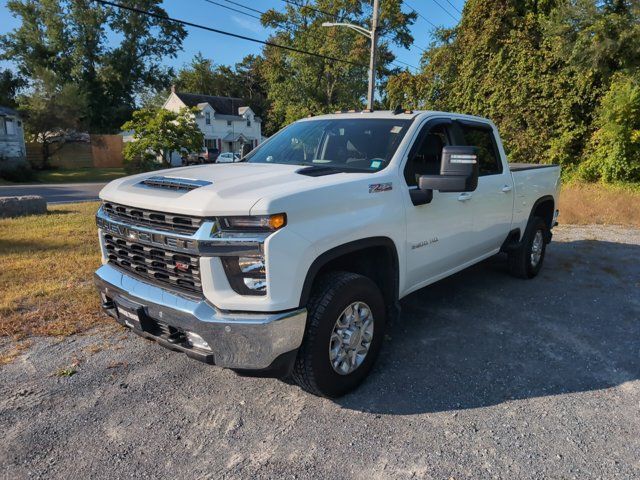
(1, 0, 638, 182)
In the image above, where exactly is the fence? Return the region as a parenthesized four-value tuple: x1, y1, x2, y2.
(26, 134, 123, 169)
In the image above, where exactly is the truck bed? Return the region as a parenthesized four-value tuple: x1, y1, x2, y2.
(509, 163, 559, 172)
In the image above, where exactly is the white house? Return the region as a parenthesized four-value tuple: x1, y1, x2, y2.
(0, 106, 26, 160)
(163, 87, 262, 165)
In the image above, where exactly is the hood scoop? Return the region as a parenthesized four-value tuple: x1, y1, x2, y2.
(139, 176, 212, 191)
(296, 166, 343, 177)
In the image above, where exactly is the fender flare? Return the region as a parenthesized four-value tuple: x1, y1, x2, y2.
(298, 237, 400, 308)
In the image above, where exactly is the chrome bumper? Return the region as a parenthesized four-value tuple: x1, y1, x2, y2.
(94, 264, 306, 371)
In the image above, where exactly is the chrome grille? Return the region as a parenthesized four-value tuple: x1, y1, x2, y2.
(103, 232, 202, 293)
(102, 202, 204, 235)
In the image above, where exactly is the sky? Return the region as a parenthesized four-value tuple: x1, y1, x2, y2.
(0, 0, 465, 74)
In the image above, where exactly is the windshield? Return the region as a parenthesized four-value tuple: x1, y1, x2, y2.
(244, 118, 412, 172)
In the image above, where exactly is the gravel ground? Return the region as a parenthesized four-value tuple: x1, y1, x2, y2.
(1, 225, 639, 479)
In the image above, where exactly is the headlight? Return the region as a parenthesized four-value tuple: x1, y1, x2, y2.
(221, 256, 267, 295)
(218, 213, 286, 232)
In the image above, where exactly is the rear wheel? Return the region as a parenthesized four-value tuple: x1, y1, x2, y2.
(508, 216, 548, 279)
(292, 272, 386, 397)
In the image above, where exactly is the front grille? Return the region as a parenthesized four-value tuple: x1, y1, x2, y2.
(103, 232, 202, 293)
(102, 202, 204, 235)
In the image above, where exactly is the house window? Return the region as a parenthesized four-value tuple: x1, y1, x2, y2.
(247, 119, 251, 127)
(227, 120, 232, 126)
(5, 119, 15, 135)
(205, 139, 215, 149)
(205, 112, 211, 125)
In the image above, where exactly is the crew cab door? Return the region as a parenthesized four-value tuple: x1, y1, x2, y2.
(453, 120, 514, 256)
(402, 118, 475, 290)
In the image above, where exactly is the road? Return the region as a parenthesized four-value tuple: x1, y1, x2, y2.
(0, 182, 106, 204)
(1, 225, 639, 479)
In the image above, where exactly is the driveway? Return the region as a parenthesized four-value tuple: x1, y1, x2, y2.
(1, 225, 639, 479)
(0, 182, 106, 204)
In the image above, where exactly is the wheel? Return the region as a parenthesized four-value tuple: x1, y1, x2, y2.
(508, 216, 548, 279)
(291, 271, 386, 397)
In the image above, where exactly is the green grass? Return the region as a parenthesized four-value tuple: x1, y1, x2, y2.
(33, 167, 126, 184)
(0, 202, 106, 345)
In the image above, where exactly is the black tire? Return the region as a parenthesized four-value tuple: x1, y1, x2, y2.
(291, 271, 386, 398)
(508, 216, 548, 279)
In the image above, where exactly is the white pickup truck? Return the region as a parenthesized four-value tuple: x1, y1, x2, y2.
(95, 110, 560, 397)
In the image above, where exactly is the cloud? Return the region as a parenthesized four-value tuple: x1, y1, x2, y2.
(231, 15, 265, 35)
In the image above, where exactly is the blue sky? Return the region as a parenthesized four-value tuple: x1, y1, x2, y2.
(0, 0, 465, 73)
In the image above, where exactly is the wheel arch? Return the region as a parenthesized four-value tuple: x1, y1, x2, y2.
(530, 195, 555, 230)
(298, 237, 400, 312)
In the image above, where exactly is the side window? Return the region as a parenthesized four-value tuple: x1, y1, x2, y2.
(458, 123, 502, 176)
(404, 123, 450, 187)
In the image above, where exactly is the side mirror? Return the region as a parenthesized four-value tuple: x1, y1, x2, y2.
(419, 146, 479, 193)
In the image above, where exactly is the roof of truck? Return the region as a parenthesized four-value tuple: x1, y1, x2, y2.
(301, 110, 493, 123)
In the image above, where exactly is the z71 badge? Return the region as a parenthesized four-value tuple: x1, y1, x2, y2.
(369, 183, 393, 193)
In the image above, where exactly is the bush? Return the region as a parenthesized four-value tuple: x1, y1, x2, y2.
(123, 153, 162, 175)
(581, 73, 640, 182)
(0, 158, 36, 182)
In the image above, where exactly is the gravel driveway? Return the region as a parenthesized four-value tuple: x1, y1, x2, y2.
(1, 225, 639, 479)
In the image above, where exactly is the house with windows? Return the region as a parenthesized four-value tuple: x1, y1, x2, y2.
(0, 106, 26, 160)
(163, 86, 262, 165)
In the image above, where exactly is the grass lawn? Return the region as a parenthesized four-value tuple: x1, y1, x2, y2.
(33, 167, 126, 184)
(0, 202, 107, 364)
(559, 181, 640, 227)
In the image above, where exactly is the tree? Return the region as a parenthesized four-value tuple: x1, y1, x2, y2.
(1, 0, 186, 133)
(258, 0, 416, 133)
(17, 69, 87, 169)
(121, 107, 204, 171)
(0, 68, 26, 108)
(386, 0, 640, 181)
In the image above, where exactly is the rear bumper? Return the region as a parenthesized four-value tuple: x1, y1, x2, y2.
(94, 264, 306, 373)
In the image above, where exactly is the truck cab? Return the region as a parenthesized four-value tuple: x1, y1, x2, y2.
(95, 110, 560, 397)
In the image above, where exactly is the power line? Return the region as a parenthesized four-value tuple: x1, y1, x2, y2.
(442, 0, 463, 15)
(95, 0, 367, 67)
(204, 0, 260, 20)
(430, 0, 459, 21)
(220, 0, 264, 16)
(279, 0, 338, 21)
(403, 1, 438, 29)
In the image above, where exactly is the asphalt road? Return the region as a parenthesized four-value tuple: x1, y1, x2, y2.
(0, 182, 106, 204)
(1, 225, 639, 479)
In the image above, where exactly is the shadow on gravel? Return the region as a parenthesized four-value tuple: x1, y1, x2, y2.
(337, 239, 640, 415)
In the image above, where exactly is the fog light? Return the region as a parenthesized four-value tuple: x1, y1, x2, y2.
(185, 331, 211, 351)
(238, 256, 265, 274)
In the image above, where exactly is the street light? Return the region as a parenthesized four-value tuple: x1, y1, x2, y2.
(321, 0, 379, 110)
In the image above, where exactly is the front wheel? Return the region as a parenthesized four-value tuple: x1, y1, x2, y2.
(291, 272, 386, 397)
(508, 216, 548, 279)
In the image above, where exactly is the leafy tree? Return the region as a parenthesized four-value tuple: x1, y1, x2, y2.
(387, 0, 640, 182)
(1, 0, 186, 133)
(121, 107, 204, 172)
(259, 0, 416, 134)
(581, 73, 640, 181)
(17, 69, 87, 169)
(0, 68, 26, 108)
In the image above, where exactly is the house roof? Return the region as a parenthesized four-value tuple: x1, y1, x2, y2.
(0, 105, 20, 117)
(174, 92, 246, 115)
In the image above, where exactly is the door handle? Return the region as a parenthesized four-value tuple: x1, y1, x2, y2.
(457, 193, 473, 202)
(501, 185, 513, 193)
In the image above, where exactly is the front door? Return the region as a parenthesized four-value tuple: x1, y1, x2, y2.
(402, 119, 475, 292)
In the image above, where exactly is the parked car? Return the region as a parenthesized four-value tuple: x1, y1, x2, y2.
(181, 147, 219, 165)
(95, 110, 560, 397)
(216, 152, 241, 163)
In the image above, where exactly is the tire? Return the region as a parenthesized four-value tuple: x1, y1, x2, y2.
(291, 271, 386, 398)
(508, 216, 548, 279)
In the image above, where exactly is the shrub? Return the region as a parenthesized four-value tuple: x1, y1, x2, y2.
(580, 73, 640, 182)
(0, 158, 36, 182)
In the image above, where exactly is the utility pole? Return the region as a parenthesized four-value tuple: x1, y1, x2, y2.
(322, 0, 381, 110)
(367, 0, 380, 111)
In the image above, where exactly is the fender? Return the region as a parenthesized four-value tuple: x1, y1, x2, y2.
(298, 237, 400, 308)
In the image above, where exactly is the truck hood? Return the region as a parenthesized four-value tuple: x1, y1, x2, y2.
(99, 163, 360, 216)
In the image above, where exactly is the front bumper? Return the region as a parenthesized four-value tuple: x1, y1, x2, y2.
(94, 264, 306, 372)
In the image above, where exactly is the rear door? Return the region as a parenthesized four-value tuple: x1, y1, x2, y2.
(454, 120, 514, 257)
(402, 118, 475, 290)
